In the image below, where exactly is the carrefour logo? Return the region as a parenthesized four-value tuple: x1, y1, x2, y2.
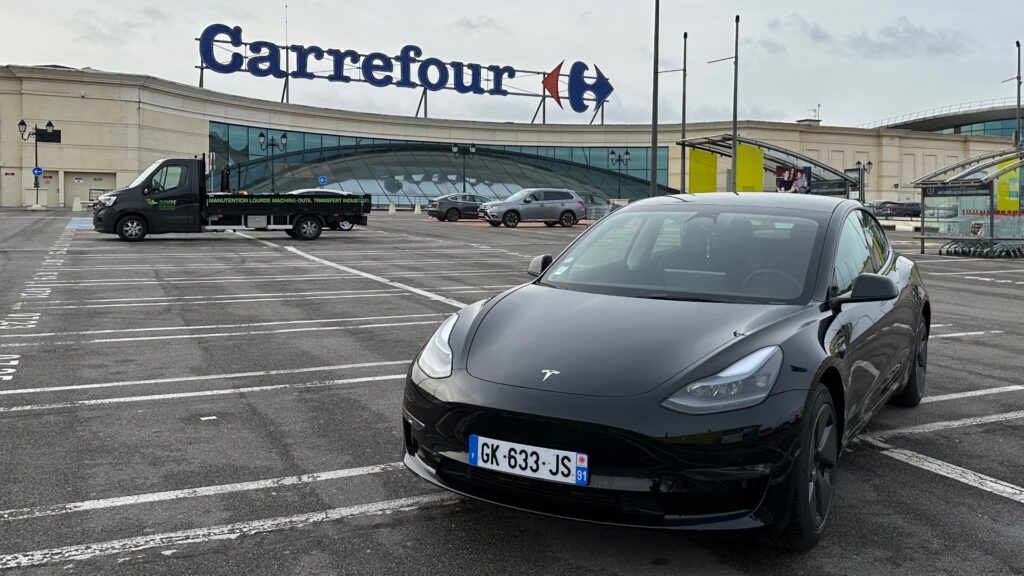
(198, 24, 613, 114)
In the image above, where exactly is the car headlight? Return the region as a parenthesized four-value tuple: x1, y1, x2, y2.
(97, 196, 116, 207)
(661, 346, 783, 414)
(416, 314, 459, 379)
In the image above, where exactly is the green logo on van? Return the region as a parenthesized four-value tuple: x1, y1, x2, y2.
(147, 199, 178, 210)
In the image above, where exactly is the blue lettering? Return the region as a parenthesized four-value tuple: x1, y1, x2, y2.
(290, 45, 325, 79)
(199, 24, 243, 74)
(486, 65, 517, 96)
(247, 41, 288, 79)
(326, 49, 360, 82)
(451, 62, 486, 95)
(361, 52, 394, 87)
(395, 45, 422, 88)
(417, 58, 449, 91)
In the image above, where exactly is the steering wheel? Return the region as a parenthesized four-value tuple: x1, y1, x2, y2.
(740, 269, 803, 296)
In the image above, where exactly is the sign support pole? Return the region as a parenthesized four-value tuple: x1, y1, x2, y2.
(649, 0, 660, 197)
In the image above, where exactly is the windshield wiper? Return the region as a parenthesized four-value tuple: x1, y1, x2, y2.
(641, 293, 726, 303)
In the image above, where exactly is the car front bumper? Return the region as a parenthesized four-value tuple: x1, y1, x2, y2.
(402, 368, 810, 530)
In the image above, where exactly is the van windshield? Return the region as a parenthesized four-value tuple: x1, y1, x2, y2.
(128, 160, 166, 189)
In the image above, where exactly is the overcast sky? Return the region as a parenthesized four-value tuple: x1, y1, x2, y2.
(2, 0, 1020, 127)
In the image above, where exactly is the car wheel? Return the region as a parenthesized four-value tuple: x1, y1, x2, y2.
(488, 221, 501, 227)
(890, 321, 928, 407)
(337, 220, 355, 231)
(445, 208, 461, 223)
(502, 211, 520, 228)
(559, 211, 577, 227)
(766, 383, 838, 550)
(293, 216, 322, 241)
(116, 215, 148, 242)
(544, 222, 557, 227)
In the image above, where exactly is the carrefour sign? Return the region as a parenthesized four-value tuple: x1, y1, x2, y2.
(198, 24, 613, 113)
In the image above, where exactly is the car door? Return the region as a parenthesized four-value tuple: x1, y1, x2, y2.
(824, 211, 889, 434)
(521, 190, 546, 221)
(464, 195, 484, 217)
(145, 163, 196, 232)
(544, 191, 572, 220)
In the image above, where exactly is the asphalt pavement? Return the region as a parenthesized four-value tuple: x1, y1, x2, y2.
(0, 209, 1021, 575)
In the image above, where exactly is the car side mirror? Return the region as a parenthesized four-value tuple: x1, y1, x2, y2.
(830, 273, 899, 312)
(528, 254, 553, 277)
(523, 197, 532, 204)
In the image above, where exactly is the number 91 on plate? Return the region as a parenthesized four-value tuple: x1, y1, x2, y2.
(468, 434, 589, 486)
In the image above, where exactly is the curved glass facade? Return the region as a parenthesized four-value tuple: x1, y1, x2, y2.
(208, 121, 670, 206)
(937, 119, 1019, 139)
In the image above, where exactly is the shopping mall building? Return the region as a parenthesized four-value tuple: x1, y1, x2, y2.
(0, 64, 1017, 209)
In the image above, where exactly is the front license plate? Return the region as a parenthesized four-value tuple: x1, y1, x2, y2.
(468, 434, 589, 486)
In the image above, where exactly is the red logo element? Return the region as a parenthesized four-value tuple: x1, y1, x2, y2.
(542, 61, 564, 109)
(577, 454, 587, 466)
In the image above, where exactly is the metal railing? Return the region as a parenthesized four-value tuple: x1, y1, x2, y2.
(859, 97, 1019, 129)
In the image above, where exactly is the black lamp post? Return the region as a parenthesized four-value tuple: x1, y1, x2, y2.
(609, 149, 632, 198)
(18, 119, 56, 208)
(452, 144, 476, 194)
(257, 131, 288, 193)
(854, 160, 874, 203)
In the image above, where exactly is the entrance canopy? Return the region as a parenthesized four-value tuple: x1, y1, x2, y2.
(912, 149, 1024, 189)
(679, 134, 858, 196)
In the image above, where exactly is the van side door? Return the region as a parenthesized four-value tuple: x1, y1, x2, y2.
(144, 163, 198, 232)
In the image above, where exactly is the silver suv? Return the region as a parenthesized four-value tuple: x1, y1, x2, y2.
(478, 188, 587, 228)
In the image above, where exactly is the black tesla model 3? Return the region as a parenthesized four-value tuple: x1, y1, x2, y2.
(403, 193, 930, 549)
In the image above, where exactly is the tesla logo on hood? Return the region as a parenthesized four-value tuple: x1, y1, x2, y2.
(541, 369, 561, 382)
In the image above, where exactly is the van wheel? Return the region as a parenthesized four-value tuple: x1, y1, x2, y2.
(502, 211, 520, 228)
(294, 216, 322, 240)
(445, 208, 461, 222)
(337, 220, 355, 231)
(559, 211, 577, 227)
(116, 215, 148, 242)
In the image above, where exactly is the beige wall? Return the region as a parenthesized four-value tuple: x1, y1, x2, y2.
(0, 65, 1012, 207)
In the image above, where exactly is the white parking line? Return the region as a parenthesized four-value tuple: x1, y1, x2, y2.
(0, 462, 405, 521)
(32, 285, 515, 305)
(927, 269, 1024, 276)
(44, 263, 321, 271)
(922, 385, 1024, 403)
(0, 360, 411, 396)
(25, 270, 524, 288)
(873, 410, 1024, 438)
(13, 292, 410, 311)
(862, 437, 1024, 505)
(932, 331, 1004, 339)
(0, 493, 458, 570)
(0, 374, 407, 413)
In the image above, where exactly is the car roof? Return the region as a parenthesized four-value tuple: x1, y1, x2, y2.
(631, 192, 854, 213)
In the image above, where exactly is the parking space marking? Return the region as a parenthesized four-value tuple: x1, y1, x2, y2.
(0, 493, 458, 570)
(25, 270, 524, 288)
(873, 410, 1024, 439)
(927, 268, 1024, 276)
(863, 438, 1024, 505)
(234, 232, 467, 308)
(922, 385, 1024, 404)
(0, 374, 406, 413)
(932, 330, 1004, 339)
(0, 462, 405, 521)
(42, 262, 322, 272)
(0, 360, 411, 396)
(17, 292, 414, 311)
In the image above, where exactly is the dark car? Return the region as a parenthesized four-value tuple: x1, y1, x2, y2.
(427, 194, 490, 222)
(889, 202, 922, 218)
(403, 193, 930, 550)
(869, 201, 901, 218)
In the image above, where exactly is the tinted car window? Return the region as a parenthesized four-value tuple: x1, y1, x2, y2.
(550, 191, 574, 201)
(832, 212, 874, 296)
(859, 211, 891, 271)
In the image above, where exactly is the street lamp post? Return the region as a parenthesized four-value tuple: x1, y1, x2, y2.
(854, 160, 873, 204)
(452, 144, 476, 194)
(609, 150, 632, 198)
(681, 32, 688, 194)
(18, 119, 56, 209)
(708, 15, 740, 192)
(257, 131, 288, 194)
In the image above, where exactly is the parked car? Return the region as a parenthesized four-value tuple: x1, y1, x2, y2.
(427, 194, 490, 222)
(870, 201, 901, 218)
(889, 202, 922, 218)
(578, 192, 620, 220)
(404, 193, 930, 550)
(478, 188, 586, 228)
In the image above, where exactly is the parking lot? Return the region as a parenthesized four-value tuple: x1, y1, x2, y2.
(0, 210, 1021, 575)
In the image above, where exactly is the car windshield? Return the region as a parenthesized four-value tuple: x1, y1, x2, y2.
(542, 206, 826, 304)
(127, 160, 165, 189)
(503, 190, 530, 202)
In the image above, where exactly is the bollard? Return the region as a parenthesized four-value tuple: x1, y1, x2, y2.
(72, 198, 83, 212)
(388, 203, 396, 215)
(414, 201, 421, 215)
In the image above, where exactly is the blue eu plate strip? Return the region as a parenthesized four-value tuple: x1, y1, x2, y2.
(468, 434, 479, 466)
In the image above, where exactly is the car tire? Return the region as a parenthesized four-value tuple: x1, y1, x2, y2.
(488, 221, 501, 227)
(559, 211, 577, 227)
(293, 216, 322, 241)
(116, 215, 148, 242)
(445, 208, 461, 223)
(890, 321, 928, 407)
(502, 211, 520, 228)
(765, 383, 838, 551)
(337, 220, 355, 231)
(544, 222, 557, 227)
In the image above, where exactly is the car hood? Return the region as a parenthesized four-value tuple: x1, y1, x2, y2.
(466, 285, 801, 397)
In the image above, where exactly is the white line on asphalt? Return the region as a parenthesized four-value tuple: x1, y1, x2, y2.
(234, 232, 467, 308)
(932, 331, 1004, 339)
(861, 438, 1024, 505)
(0, 360, 411, 396)
(0, 462, 405, 521)
(922, 385, 1024, 403)
(0, 492, 458, 569)
(0, 374, 407, 413)
(0, 313, 444, 339)
(873, 410, 1024, 438)
(24, 270, 524, 287)
(927, 269, 1024, 276)
(33, 285, 515, 305)
(931, 324, 951, 328)
(13, 292, 409, 310)
(66, 248, 504, 259)
(43, 263, 321, 271)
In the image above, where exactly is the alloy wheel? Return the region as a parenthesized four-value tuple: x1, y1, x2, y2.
(123, 220, 143, 240)
(808, 402, 837, 530)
